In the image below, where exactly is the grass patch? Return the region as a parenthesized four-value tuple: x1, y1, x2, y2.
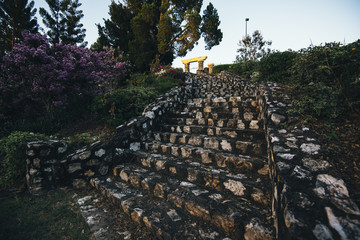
(0, 189, 91, 240)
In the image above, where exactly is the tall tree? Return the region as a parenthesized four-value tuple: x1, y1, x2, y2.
(236, 30, 272, 62)
(201, 2, 222, 50)
(39, 0, 66, 44)
(40, 0, 86, 46)
(92, 0, 223, 72)
(61, 0, 86, 46)
(0, 0, 38, 54)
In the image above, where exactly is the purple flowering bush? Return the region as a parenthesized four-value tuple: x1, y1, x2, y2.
(0, 32, 127, 134)
(153, 65, 185, 85)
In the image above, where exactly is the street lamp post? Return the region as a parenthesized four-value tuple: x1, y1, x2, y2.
(245, 18, 249, 61)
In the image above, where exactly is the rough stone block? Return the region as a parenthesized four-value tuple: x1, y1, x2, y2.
(204, 138, 219, 150)
(220, 140, 232, 151)
(68, 163, 82, 174)
(244, 112, 254, 121)
(224, 179, 246, 196)
(188, 136, 202, 146)
(185, 201, 211, 221)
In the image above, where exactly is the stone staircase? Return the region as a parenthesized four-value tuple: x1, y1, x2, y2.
(26, 72, 360, 239)
(89, 73, 274, 239)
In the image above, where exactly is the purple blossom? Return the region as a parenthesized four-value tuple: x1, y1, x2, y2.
(0, 32, 128, 122)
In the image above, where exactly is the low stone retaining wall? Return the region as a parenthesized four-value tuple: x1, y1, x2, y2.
(25, 72, 359, 239)
(257, 81, 360, 239)
(26, 74, 194, 194)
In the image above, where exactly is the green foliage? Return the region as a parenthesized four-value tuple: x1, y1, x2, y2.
(93, 0, 222, 72)
(0, 189, 91, 239)
(40, 0, 86, 46)
(127, 72, 157, 86)
(230, 60, 259, 80)
(213, 64, 232, 74)
(328, 130, 339, 141)
(290, 40, 360, 120)
(201, 3, 223, 50)
(63, 133, 99, 150)
(236, 30, 272, 62)
(152, 75, 181, 93)
(91, 86, 158, 126)
(0, 0, 39, 54)
(92, 65, 185, 126)
(292, 81, 343, 120)
(213, 61, 259, 80)
(229, 38, 360, 121)
(0, 131, 49, 187)
(61, 0, 87, 46)
(259, 51, 297, 82)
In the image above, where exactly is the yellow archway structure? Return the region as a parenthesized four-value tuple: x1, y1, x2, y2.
(181, 56, 207, 73)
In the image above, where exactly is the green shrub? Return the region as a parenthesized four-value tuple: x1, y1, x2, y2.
(127, 73, 157, 86)
(213, 62, 260, 80)
(259, 51, 297, 82)
(213, 64, 232, 74)
(230, 60, 259, 80)
(63, 133, 100, 151)
(91, 86, 158, 126)
(0, 131, 49, 188)
(290, 40, 360, 120)
(152, 76, 182, 94)
(292, 82, 343, 121)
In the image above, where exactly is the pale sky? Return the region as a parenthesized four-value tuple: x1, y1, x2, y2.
(35, 0, 360, 71)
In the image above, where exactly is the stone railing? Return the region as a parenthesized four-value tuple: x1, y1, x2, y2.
(26, 73, 195, 195)
(257, 81, 360, 239)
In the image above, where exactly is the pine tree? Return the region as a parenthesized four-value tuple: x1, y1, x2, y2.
(39, 0, 66, 45)
(61, 0, 86, 46)
(40, 0, 86, 46)
(0, 0, 38, 54)
(92, 0, 222, 72)
(201, 3, 223, 50)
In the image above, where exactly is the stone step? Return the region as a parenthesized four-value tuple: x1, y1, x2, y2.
(186, 97, 257, 106)
(89, 177, 230, 239)
(161, 124, 265, 140)
(165, 117, 264, 130)
(117, 151, 270, 201)
(178, 102, 259, 114)
(168, 111, 261, 122)
(191, 87, 242, 98)
(142, 141, 268, 172)
(111, 167, 273, 239)
(145, 133, 267, 157)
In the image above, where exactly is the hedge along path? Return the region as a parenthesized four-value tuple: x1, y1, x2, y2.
(26, 72, 360, 239)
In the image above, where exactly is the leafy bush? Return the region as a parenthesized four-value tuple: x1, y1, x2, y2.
(152, 75, 181, 93)
(63, 133, 100, 150)
(213, 61, 259, 80)
(290, 40, 360, 119)
(91, 86, 158, 126)
(259, 51, 297, 82)
(0, 32, 127, 135)
(292, 82, 343, 121)
(128, 66, 185, 90)
(152, 66, 185, 93)
(127, 73, 156, 86)
(229, 60, 259, 80)
(0, 131, 49, 188)
(213, 64, 232, 74)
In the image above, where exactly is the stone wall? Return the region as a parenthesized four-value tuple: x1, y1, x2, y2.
(257, 81, 360, 239)
(26, 74, 194, 195)
(26, 140, 113, 194)
(25, 72, 360, 239)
